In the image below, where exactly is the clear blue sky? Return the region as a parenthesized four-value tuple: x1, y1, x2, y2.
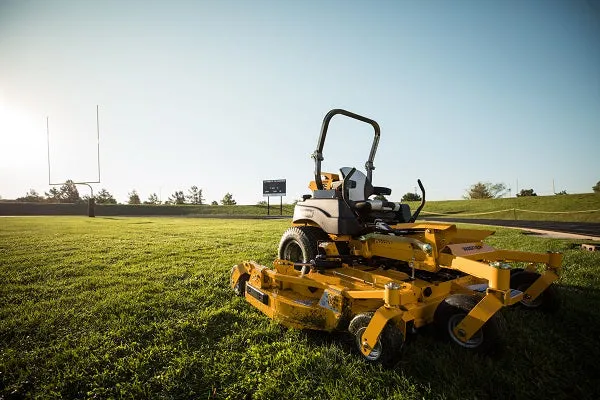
(1, 0, 599, 204)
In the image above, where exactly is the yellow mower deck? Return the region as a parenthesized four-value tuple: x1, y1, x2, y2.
(231, 221, 561, 362)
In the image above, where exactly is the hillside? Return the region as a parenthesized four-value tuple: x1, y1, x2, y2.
(405, 193, 600, 223)
(1, 193, 598, 222)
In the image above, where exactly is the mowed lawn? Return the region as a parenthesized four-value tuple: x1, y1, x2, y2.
(1, 217, 599, 399)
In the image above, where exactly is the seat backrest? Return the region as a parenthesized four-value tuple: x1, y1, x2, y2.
(339, 167, 374, 202)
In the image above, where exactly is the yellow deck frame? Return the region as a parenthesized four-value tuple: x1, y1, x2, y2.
(231, 222, 562, 357)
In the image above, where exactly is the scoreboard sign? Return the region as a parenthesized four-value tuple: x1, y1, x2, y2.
(263, 179, 286, 196)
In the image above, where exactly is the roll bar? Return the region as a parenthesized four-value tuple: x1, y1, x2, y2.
(311, 109, 381, 190)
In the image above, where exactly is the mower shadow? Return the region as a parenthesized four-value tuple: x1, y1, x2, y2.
(298, 284, 600, 400)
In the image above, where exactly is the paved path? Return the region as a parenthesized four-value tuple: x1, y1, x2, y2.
(421, 218, 600, 239)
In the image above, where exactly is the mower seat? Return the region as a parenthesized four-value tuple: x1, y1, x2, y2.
(339, 167, 411, 223)
(339, 167, 373, 201)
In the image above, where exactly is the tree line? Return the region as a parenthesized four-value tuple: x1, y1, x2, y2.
(13, 180, 237, 205)
(463, 182, 575, 199)
(8, 179, 600, 205)
(401, 179, 599, 201)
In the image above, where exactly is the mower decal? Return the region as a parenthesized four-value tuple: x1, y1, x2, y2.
(302, 209, 315, 218)
(293, 204, 332, 218)
(319, 290, 342, 313)
(445, 243, 496, 257)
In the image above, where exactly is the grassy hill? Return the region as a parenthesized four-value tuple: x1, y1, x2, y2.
(405, 193, 600, 223)
(2, 193, 598, 222)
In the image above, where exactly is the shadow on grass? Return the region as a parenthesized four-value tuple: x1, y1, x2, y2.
(294, 283, 600, 400)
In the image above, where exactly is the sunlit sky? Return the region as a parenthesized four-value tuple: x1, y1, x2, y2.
(1, 0, 599, 204)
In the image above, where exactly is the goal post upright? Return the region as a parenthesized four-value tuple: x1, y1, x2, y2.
(46, 105, 102, 217)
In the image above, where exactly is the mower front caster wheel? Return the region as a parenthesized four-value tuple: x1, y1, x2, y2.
(434, 294, 504, 355)
(348, 312, 403, 367)
(230, 266, 249, 297)
(510, 271, 560, 313)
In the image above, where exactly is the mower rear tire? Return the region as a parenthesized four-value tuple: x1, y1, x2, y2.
(348, 312, 403, 367)
(278, 226, 329, 263)
(510, 271, 560, 313)
(434, 294, 504, 355)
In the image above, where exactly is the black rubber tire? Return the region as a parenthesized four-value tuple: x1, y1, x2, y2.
(278, 226, 329, 263)
(434, 294, 504, 355)
(348, 312, 403, 367)
(510, 271, 560, 313)
(233, 273, 249, 297)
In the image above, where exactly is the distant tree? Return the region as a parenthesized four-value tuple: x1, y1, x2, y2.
(373, 194, 387, 201)
(516, 189, 537, 197)
(464, 182, 507, 199)
(17, 189, 44, 202)
(45, 187, 62, 203)
(221, 193, 237, 205)
(211, 200, 218, 205)
(257, 200, 267, 206)
(127, 190, 141, 205)
(555, 190, 567, 195)
(401, 192, 422, 202)
(95, 188, 117, 204)
(593, 181, 600, 193)
(59, 180, 80, 203)
(144, 193, 161, 205)
(186, 185, 204, 205)
(168, 191, 186, 205)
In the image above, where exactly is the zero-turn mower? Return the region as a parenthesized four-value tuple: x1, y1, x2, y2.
(230, 109, 561, 366)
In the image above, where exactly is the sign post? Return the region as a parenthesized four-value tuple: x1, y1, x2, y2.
(262, 179, 286, 216)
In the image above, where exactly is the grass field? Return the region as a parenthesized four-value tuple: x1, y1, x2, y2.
(409, 193, 600, 223)
(1, 217, 600, 399)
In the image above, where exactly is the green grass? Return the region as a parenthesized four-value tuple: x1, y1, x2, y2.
(405, 193, 600, 223)
(1, 217, 599, 399)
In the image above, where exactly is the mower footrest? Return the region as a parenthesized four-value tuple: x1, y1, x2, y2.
(467, 283, 488, 293)
(508, 289, 524, 305)
(467, 284, 523, 305)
